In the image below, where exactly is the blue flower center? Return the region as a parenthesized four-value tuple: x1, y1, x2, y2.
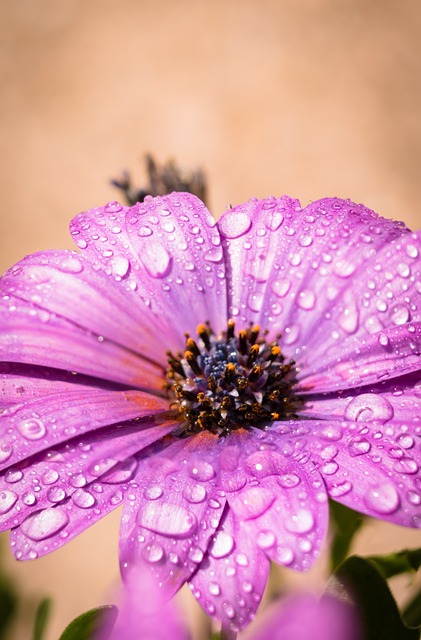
(165, 321, 300, 436)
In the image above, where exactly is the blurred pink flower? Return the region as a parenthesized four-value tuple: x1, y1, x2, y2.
(0, 193, 419, 631)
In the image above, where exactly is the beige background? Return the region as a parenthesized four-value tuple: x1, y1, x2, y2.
(1, 0, 421, 638)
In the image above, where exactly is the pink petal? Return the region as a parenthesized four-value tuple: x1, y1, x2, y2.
(1, 419, 176, 534)
(0, 294, 163, 389)
(119, 433, 226, 598)
(222, 430, 328, 573)
(272, 419, 421, 527)
(0, 388, 168, 471)
(189, 507, 270, 632)
(98, 567, 188, 640)
(70, 194, 228, 337)
(300, 373, 421, 422)
(218, 196, 407, 337)
(248, 594, 359, 640)
(2, 250, 177, 366)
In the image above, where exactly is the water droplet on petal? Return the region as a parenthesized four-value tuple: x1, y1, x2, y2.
(390, 304, 410, 325)
(18, 418, 46, 441)
(276, 545, 295, 565)
(72, 489, 96, 508)
(144, 485, 163, 500)
(406, 244, 419, 259)
(189, 461, 215, 482)
(183, 484, 207, 504)
(110, 255, 130, 279)
(188, 546, 204, 563)
(278, 473, 301, 488)
(47, 487, 66, 503)
(393, 457, 418, 474)
(264, 209, 284, 231)
(208, 581, 221, 596)
(21, 507, 69, 541)
(232, 487, 275, 520)
(137, 502, 197, 537)
(5, 469, 23, 483)
(143, 542, 164, 563)
(0, 490, 18, 514)
(397, 434, 414, 449)
(271, 278, 291, 298)
(284, 509, 314, 533)
(205, 247, 223, 263)
(219, 211, 251, 238)
(42, 470, 59, 485)
(140, 241, 172, 279)
(0, 444, 13, 464)
(209, 530, 235, 558)
(345, 394, 394, 423)
(364, 483, 400, 514)
(348, 437, 371, 456)
(59, 256, 84, 274)
(297, 289, 316, 310)
(256, 529, 276, 549)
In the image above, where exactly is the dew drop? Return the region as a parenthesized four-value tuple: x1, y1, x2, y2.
(72, 489, 96, 508)
(21, 507, 69, 541)
(188, 546, 204, 563)
(59, 256, 84, 274)
(232, 487, 275, 519)
(271, 278, 291, 298)
(284, 509, 314, 533)
(264, 210, 284, 231)
(205, 247, 223, 263)
(329, 481, 353, 497)
(47, 487, 66, 503)
(393, 457, 418, 474)
(183, 484, 207, 504)
(390, 304, 410, 326)
(276, 545, 295, 565)
(396, 434, 414, 449)
(344, 394, 394, 424)
(42, 470, 59, 485)
(247, 291, 264, 313)
(219, 211, 252, 238)
(137, 502, 197, 537)
(189, 461, 215, 482)
(209, 530, 235, 559)
(222, 601, 235, 619)
(144, 485, 163, 500)
(0, 490, 18, 514)
(69, 473, 87, 488)
(0, 444, 13, 464)
(278, 473, 301, 488)
(297, 289, 316, 310)
(18, 418, 46, 441)
(138, 226, 153, 237)
(110, 255, 130, 279)
(406, 244, 419, 259)
(348, 437, 371, 456)
(321, 461, 338, 475)
(208, 581, 221, 596)
(23, 492, 37, 506)
(143, 543, 164, 563)
(5, 469, 23, 483)
(140, 241, 172, 279)
(364, 483, 400, 514)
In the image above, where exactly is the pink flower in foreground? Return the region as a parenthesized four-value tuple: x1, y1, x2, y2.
(100, 570, 358, 640)
(0, 194, 420, 632)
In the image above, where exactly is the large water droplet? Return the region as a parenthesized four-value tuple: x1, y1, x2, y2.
(297, 289, 316, 310)
(21, 507, 69, 541)
(144, 485, 163, 500)
(59, 256, 84, 274)
(110, 255, 130, 279)
(137, 502, 197, 537)
(348, 436, 371, 456)
(208, 581, 221, 596)
(344, 394, 394, 423)
(390, 304, 410, 325)
(284, 509, 314, 533)
(232, 487, 275, 520)
(101, 457, 137, 484)
(183, 483, 207, 504)
(47, 487, 66, 503)
(140, 241, 172, 278)
(205, 247, 223, 263)
(271, 278, 291, 298)
(256, 529, 276, 549)
(219, 211, 252, 238)
(18, 418, 46, 441)
(42, 470, 59, 485)
(209, 530, 235, 558)
(0, 444, 13, 464)
(189, 461, 215, 482)
(143, 542, 164, 563)
(0, 490, 18, 514)
(72, 489, 96, 508)
(364, 483, 400, 514)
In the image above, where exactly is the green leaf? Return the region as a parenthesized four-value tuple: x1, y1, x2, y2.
(32, 598, 52, 640)
(326, 555, 419, 640)
(329, 500, 365, 570)
(59, 605, 118, 640)
(368, 548, 421, 579)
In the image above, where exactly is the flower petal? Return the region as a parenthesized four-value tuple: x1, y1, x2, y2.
(2, 250, 175, 366)
(189, 506, 270, 632)
(300, 373, 421, 422)
(1, 419, 175, 532)
(223, 430, 328, 573)
(119, 433, 226, 598)
(272, 419, 421, 527)
(218, 196, 408, 337)
(0, 294, 163, 389)
(0, 388, 168, 472)
(70, 194, 228, 336)
(7, 420, 177, 557)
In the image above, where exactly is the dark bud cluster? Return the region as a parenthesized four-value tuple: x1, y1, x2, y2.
(165, 321, 301, 437)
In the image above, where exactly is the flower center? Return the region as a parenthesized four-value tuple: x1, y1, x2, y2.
(165, 321, 301, 436)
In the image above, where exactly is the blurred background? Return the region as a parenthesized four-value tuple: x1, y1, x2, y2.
(1, 0, 421, 638)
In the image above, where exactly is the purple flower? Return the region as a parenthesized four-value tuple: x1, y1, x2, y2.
(0, 194, 420, 632)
